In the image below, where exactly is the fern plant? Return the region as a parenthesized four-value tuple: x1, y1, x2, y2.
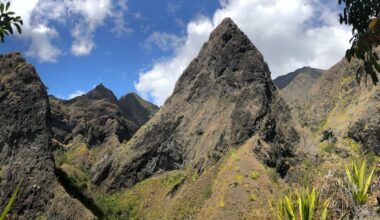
(345, 159, 376, 205)
(0, 180, 22, 220)
(272, 187, 330, 220)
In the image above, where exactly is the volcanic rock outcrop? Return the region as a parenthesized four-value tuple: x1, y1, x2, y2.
(0, 52, 94, 219)
(99, 18, 300, 191)
(119, 92, 159, 127)
(50, 85, 158, 147)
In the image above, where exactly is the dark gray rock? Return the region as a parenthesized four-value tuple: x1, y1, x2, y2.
(86, 83, 118, 104)
(91, 153, 113, 185)
(320, 129, 336, 143)
(50, 94, 136, 147)
(101, 18, 299, 191)
(118, 92, 159, 127)
(0, 52, 94, 219)
(347, 79, 380, 155)
(348, 117, 380, 155)
(50, 87, 158, 148)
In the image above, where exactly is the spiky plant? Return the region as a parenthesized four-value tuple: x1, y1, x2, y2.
(275, 195, 296, 220)
(0, 180, 22, 220)
(345, 159, 376, 205)
(272, 187, 330, 220)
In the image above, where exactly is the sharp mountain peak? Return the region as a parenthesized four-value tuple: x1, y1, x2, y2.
(86, 83, 118, 103)
(171, 17, 270, 101)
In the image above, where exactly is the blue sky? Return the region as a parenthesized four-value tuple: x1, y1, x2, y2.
(1, 0, 351, 105)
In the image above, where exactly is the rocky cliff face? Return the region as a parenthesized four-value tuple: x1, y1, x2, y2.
(50, 85, 158, 147)
(99, 18, 299, 191)
(0, 52, 94, 219)
(86, 83, 118, 103)
(118, 92, 159, 127)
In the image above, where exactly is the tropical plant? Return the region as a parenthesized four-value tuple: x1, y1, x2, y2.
(272, 187, 330, 220)
(0, 180, 22, 220)
(345, 159, 376, 205)
(0, 1, 23, 43)
(338, 0, 380, 84)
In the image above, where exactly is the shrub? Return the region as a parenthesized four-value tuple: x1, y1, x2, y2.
(272, 187, 330, 220)
(345, 159, 375, 205)
(233, 174, 244, 184)
(342, 138, 361, 153)
(250, 171, 260, 180)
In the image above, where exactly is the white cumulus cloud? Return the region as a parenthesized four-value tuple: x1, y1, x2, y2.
(135, 17, 214, 105)
(136, 0, 352, 105)
(68, 90, 85, 99)
(143, 32, 185, 52)
(9, 0, 129, 61)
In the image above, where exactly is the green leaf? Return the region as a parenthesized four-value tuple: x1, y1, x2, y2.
(14, 23, 21, 34)
(6, 25, 12, 34)
(320, 199, 330, 220)
(363, 166, 375, 198)
(358, 160, 366, 192)
(345, 159, 376, 204)
(0, 3, 4, 13)
(5, 2, 10, 11)
(0, 180, 22, 220)
(0, 32, 4, 43)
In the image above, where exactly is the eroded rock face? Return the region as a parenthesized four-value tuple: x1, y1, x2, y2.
(101, 18, 299, 191)
(347, 85, 380, 155)
(50, 94, 135, 147)
(0, 52, 94, 219)
(118, 92, 159, 127)
(50, 86, 158, 148)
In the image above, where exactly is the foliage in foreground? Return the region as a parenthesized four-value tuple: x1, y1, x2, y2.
(0, 180, 22, 220)
(345, 159, 376, 205)
(0, 1, 23, 43)
(272, 187, 330, 220)
(338, 0, 380, 84)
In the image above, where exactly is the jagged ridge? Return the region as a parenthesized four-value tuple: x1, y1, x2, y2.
(98, 18, 299, 191)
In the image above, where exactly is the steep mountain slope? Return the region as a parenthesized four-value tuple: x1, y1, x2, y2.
(98, 18, 299, 196)
(118, 92, 159, 127)
(50, 85, 158, 147)
(279, 49, 380, 156)
(297, 58, 366, 132)
(275, 51, 380, 219)
(0, 52, 94, 219)
(275, 67, 323, 106)
(86, 83, 118, 104)
(48, 85, 159, 218)
(308, 57, 380, 155)
(274, 67, 323, 90)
